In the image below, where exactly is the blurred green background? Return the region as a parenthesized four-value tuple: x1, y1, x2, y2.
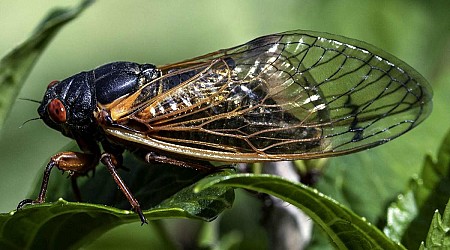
(0, 0, 448, 248)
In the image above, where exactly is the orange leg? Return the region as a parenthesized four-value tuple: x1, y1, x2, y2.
(17, 151, 148, 225)
(17, 151, 98, 208)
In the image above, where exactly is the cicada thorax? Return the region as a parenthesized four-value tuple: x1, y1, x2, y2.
(105, 58, 238, 131)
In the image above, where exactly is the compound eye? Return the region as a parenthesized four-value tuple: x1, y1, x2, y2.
(47, 80, 60, 89)
(47, 99, 67, 123)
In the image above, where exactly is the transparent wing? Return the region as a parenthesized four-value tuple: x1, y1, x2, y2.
(104, 30, 432, 162)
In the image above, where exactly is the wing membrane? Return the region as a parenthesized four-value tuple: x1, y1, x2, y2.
(103, 30, 432, 162)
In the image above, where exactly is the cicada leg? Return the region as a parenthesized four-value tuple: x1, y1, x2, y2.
(143, 151, 236, 174)
(100, 153, 147, 225)
(17, 151, 98, 209)
(71, 175, 83, 202)
(144, 151, 218, 172)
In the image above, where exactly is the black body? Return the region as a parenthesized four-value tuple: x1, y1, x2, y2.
(38, 62, 160, 139)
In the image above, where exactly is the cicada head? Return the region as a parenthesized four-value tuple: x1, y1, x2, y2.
(38, 71, 97, 139)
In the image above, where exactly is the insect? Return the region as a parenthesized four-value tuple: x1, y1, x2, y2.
(17, 30, 432, 224)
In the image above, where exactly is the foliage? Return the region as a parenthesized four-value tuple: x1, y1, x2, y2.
(0, 1, 448, 249)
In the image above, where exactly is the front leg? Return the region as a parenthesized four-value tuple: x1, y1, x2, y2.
(17, 151, 98, 209)
(17, 151, 148, 225)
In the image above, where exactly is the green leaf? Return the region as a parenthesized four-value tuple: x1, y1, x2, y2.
(419, 199, 450, 249)
(384, 128, 450, 249)
(0, 167, 234, 250)
(383, 191, 417, 243)
(196, 174, 405, 250)
(0, 0, 93, 130)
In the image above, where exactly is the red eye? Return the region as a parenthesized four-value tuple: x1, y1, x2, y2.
(47, 80, 60, 89)
(47, 99, 67, 123)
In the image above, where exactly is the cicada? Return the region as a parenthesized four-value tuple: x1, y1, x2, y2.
(18, 30, 433, 224)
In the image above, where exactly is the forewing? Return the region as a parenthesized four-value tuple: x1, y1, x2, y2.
(105, 30, 432, 162)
